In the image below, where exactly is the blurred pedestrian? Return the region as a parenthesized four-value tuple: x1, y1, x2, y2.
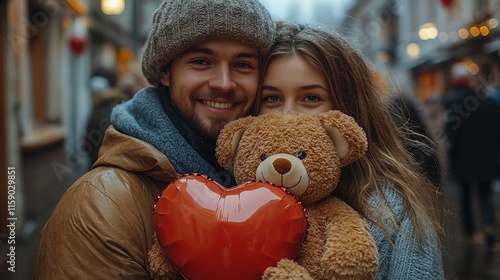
(388, 94, 444, 188)
(445, 61, 500, 248)
(492, 85, 500, 107)
(83, 74, 136, 170)
(423, 94, 449, 172)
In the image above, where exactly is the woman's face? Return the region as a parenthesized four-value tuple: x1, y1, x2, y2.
(259, 55, 333, 116)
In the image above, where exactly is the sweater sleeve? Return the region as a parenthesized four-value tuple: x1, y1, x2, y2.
(385, 213, 444, 279)
(35, 168, 158, 279)
(368, 188, 445, 280)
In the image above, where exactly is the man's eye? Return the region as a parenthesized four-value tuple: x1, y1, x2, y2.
(235, 62, 252, 69)
(191, 59, 209, 65)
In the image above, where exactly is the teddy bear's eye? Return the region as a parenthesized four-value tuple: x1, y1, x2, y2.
(261, 154, 268, 161)
(297, 151, 307, 160)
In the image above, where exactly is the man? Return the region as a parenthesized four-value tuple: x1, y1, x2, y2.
(35, 0, 275, 278)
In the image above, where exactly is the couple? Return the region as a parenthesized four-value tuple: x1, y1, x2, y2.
(35, 0, 446, 279)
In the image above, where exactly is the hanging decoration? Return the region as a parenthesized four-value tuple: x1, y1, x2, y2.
(441, 0, 454, 8)
(68, 17, 88, 56)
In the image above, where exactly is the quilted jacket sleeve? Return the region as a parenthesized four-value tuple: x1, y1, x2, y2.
(35, 168, 159, 279)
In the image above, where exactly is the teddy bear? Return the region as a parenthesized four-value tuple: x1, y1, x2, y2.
(148, 110, 379, 280)
(216, 110, 379, 279)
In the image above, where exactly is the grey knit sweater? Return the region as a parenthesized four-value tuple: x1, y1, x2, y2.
(368, 187, 445, 280)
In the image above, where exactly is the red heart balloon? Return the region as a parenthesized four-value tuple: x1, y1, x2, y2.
(154, 174, 308, 280)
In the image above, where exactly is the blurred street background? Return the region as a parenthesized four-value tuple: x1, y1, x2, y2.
(1, 0, 500, 279)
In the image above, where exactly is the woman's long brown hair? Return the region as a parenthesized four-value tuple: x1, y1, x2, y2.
(255, 21, 447, 248)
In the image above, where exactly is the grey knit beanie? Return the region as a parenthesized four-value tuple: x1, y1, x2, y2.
(141, 0, 276, 86)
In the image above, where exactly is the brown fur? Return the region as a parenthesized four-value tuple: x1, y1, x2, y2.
(147, 233, 178, 280)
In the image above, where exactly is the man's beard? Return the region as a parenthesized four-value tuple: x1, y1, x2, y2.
(185, 113, 231, 140)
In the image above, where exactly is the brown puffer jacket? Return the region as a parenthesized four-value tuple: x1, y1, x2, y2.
(35, 126, 179, 279)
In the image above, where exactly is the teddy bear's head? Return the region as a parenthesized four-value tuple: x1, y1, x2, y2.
(216, 110, 367, 205)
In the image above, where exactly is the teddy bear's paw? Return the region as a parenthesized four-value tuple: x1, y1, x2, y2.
(147, 234, 178, 280)
(262, 259, 313, 280)
(321, 254, 378, 280)
(323, 262, 378, 280)
(326, 271, 377, 280)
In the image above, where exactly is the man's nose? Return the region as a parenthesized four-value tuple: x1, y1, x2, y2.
(208, 65, 236, 92)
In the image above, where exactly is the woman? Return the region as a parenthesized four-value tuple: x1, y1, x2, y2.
(255, 21, 447, 279)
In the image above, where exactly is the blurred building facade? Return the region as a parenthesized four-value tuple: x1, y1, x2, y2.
(1, 0, 159, 236)
(344, 0, 500, 101)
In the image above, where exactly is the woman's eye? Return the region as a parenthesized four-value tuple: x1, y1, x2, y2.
(304, 95, 321, 103)
(263, 95, 281, 103)
(297, 151, 306, 160)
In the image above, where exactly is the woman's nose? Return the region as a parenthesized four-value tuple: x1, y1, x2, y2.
(282, 101, 297, 113)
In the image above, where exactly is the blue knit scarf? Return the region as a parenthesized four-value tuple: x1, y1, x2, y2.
(110, 87, 234, 186)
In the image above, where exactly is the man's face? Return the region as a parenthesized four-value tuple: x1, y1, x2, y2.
(160, 39, 260, 139)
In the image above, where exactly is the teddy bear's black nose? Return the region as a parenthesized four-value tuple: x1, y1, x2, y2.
(273, 158, 292, 174)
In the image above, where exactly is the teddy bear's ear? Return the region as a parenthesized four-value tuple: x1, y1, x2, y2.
(318, 110, 368, 166)
(216, 116, 256, 169)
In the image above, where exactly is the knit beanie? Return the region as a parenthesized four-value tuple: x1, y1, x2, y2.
(141, 0, 276, 86)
